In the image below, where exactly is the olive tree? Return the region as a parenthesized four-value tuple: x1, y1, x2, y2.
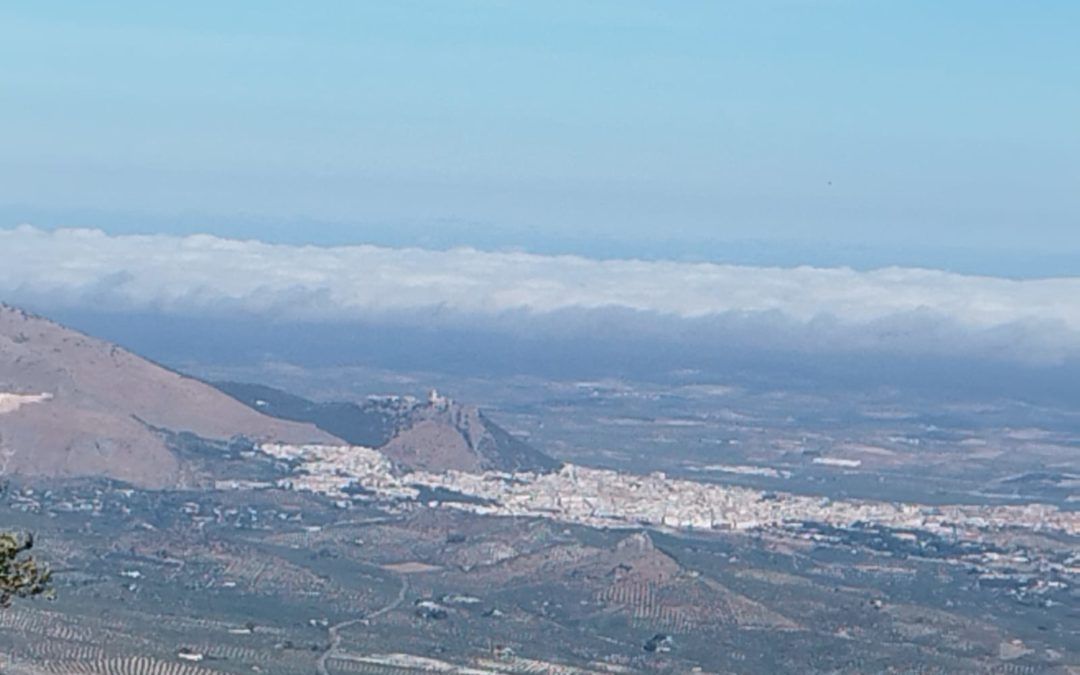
(0, 531, 51, 607)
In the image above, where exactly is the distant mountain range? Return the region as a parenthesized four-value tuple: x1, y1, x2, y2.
(0, 303, 557, 488)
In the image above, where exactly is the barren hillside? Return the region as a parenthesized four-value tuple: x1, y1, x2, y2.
(0, 304, 340, 487)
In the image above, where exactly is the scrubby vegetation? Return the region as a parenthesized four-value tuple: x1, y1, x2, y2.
(0, 529, 52, 607)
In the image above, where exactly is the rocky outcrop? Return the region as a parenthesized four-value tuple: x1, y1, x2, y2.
(216, 383, 561, 475)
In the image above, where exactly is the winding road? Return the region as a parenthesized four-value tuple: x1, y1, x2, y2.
(317, 574, 409, 675)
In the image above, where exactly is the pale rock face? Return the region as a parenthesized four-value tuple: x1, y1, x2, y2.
(0, 392, 52, 415)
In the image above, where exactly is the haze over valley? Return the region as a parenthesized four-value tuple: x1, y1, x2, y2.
(0, 298, 1077, 673)
(2, 2, 1078, 672)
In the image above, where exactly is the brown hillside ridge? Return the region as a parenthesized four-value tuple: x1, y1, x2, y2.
(379, 389, 562, 474)
(380, 392, 493, 473)
(0, 304, 341, 487)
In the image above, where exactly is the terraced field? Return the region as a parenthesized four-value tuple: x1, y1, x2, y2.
(0, 476, 1075, 674)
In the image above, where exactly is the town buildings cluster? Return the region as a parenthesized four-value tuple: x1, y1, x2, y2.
(257, 443, 1080, 540)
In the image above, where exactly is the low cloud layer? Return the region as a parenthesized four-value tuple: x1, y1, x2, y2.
(3, 225, 1079, 364)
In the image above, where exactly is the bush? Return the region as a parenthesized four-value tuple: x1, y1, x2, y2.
(0, 531, 52, 607)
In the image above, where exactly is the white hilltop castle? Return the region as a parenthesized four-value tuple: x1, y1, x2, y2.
(428, 388, 451, 410)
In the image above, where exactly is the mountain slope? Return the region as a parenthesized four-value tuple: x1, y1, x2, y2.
(211, 381, 401, 448)
(0, 304, 340, 487)
(215, 382, 561, 474)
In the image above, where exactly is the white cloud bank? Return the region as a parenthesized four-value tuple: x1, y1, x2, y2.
(2, 225, 1079, 364)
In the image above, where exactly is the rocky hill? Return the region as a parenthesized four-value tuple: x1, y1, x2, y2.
(0, 304, 340, 487)
(215, 382, 561, 474)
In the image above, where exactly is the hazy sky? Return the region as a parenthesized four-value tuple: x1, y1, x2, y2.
(2, 2, 1078, 273)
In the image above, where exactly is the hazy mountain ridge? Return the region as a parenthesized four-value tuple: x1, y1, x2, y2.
(214, 381, 561, 474)
(0, 303, 340, 487)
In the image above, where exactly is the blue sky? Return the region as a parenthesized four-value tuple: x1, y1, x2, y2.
(2, 1, 1078, 274)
